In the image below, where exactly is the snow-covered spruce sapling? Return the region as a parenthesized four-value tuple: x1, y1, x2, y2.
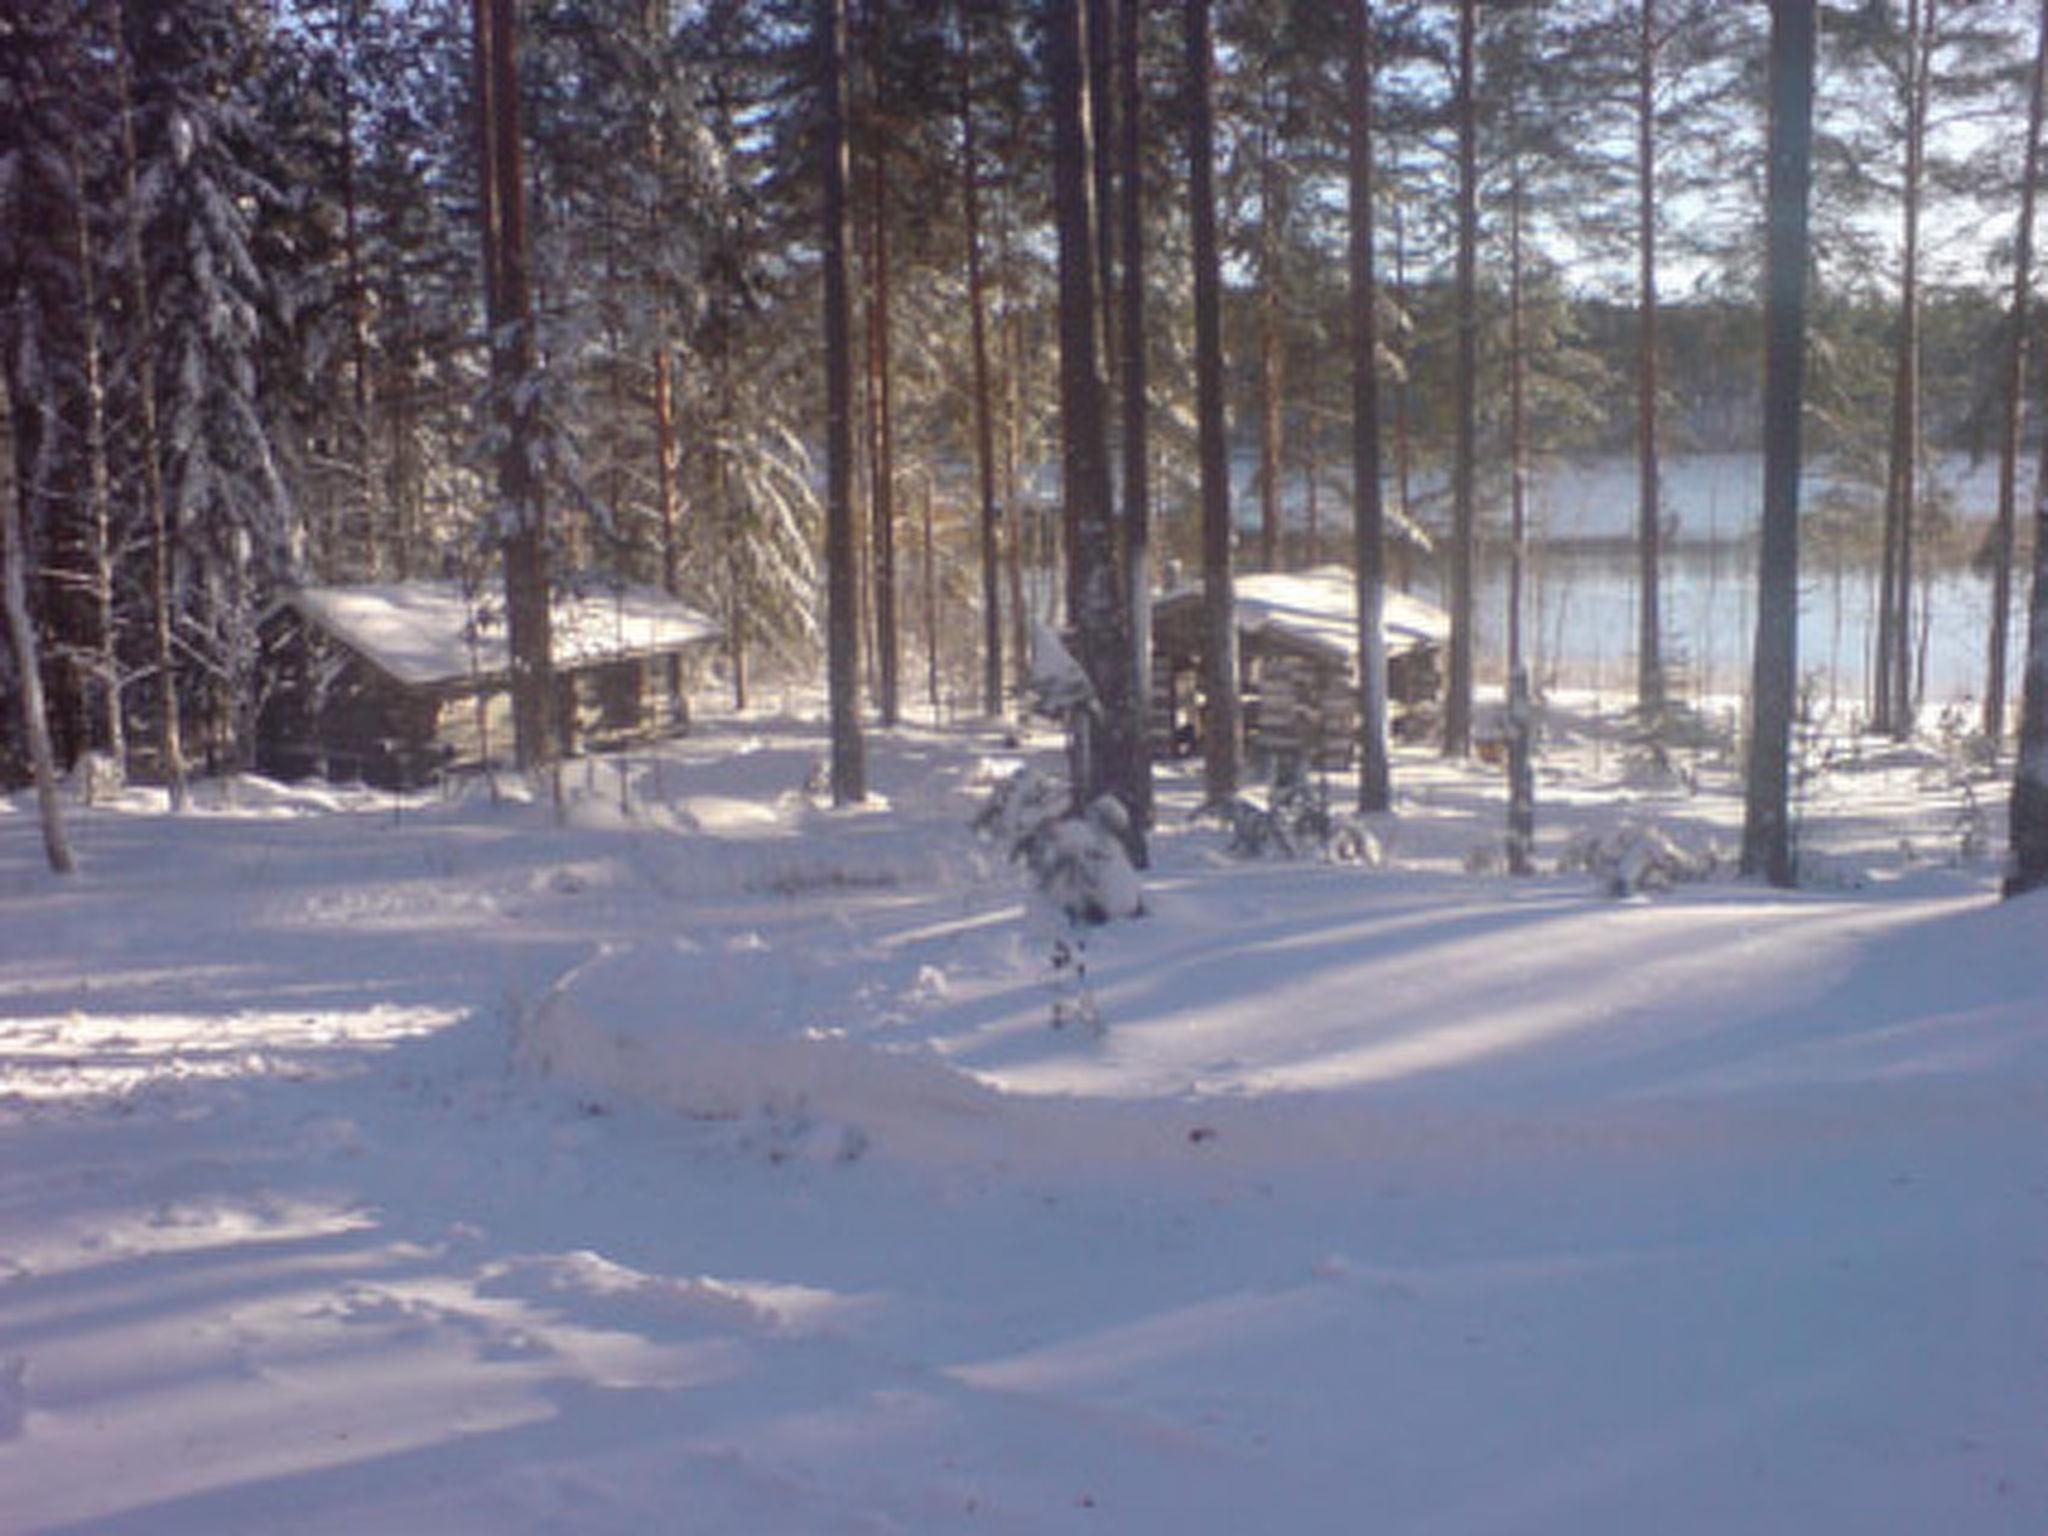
(973, 767, 1142, 1032)
(1786, 674, 1834, 881)
(1556, 820, 1721, 897)
(1204, 773, 1382, 865)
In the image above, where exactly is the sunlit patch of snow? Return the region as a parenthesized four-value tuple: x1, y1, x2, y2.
(1, 700, 2040, 1535)
(481, 1250, 873, 1339)
(0, 1006, 462, 1104)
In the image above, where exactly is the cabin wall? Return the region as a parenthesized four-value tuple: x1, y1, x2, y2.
(1147, 607, 1443, 770)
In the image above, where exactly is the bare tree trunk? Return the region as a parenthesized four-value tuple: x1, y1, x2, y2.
(1876, 0, 1929, 741)
(1052, 0, 1143, 854)
(821, 0, 866, 803)
(921, 475, 940, 716)
(115, 25, 185, 809)
(2007, 444, 2048, 894)
(1445, 0, 1479, 758)
(1989, 0, 2048, 747)
(1088, 0, 1119, 435)
(68, 138, 124, 771)
(387, 298, 422, 580)
(1742, 0, 1816, 888)
(716, 344, 750, 712)
(1635, 0, 1665, 724)
(654, 349, 679, 597)
(1348, 0, 1391, 816)
(1187, 0, 1240, 802)
(1390, 192, 1416, 592)
(1117, 0, 1154, 831)
(474, 0, 556, 774)
(1506, 162, 1535, 874)
(651, 342, 688, 723)
(338, 0, 377, 577)
(1003, 303, 1030, 696)
(2, 385, 75, 874)
(862, 18, 899, 728)
(958, 7, 1004, 718)
(1257, 105, 1284, 574)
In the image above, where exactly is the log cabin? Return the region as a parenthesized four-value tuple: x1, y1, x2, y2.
(257, 581, 719, 787)
(1149, 568, 1449, 772)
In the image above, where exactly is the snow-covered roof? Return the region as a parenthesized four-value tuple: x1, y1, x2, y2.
(280, 581, 720, 690)
(1154, 567, 1450, 661)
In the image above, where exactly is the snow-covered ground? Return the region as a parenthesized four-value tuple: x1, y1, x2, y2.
(2, 696, 2043, 1534)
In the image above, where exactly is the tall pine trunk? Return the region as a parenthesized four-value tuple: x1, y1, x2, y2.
(1875, 0, 1929, 740)
(654, 348, 679, 599)
(1052, 0, 1142, 853)
(338, 0, 377, 577)
(1257, 106, 1284, 574)
(1118, 0, 1154, 832)
(1187, 0, 1240, 802)
(1348, 0, 1391, 815)
(719, 344, 750, 712)
(1, 429, 74, 874)
(116, 25, 186, 808)
(1741, 0, 1816, 888)
(68, 138, 125, 771)
(474, 0, 555, 774)
(1506, 163, 1535, 875)
(821, 0, 866, 804)
(2007, 328, 2048, 893)
(1635, 0, 1666, 724)
(862, 19, 899, 729)
(958, 7, 1004, 718)
(1390, 194, 1417, 592)
(1445, 0, 1479, 758)
(1003, 302, 1030, 699)
(1988, 0, 2048, 746)
(1088, 0, 1119, 451)
(2008, 455, 2048, 894)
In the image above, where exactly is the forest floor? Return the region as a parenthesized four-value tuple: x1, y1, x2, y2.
(2, 692, 2043, 1534)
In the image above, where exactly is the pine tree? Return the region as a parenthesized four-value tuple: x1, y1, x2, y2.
(857, 0, 900, 728)
(0, 2, 88, 862)
(820, 0, 866, 804)
(1187, 0, 1240, 803)
(473, 0, 556, 774)
(1051, 0, 1141, 853)
(1, 407, 73, 873)
(1987, 0, 2048, 746)
(2008, 341, 2048, 894)
(1873, 0, 1933, 740)
(1444, 0, 1479, 760)
(1347, 0, 1391, 816)
(112, 9, 188, 805)
(1114, 0, 1152, 833)
(1742, 0, 1817, 888)
(665, 2, 833, 705)
(2, 0, 104, 773)
(958, 0, 1005, 717)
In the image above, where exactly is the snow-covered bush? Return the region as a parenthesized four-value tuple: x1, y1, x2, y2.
(974, 767, 1142, 927)
(66, 752, 124, 806)
(1619, 740, 1696, 793)
(1205, 778, 1382, 866)
(972, 763, 1066, 856)
(1931, 702, 2000, 775)
(1556, 820, 1722, 897)
(1029, 797, 1144, 926)
(973, 767, 1143, 1032)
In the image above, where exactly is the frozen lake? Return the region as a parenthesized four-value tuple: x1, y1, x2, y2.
(1378, 451, 2017, 714)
